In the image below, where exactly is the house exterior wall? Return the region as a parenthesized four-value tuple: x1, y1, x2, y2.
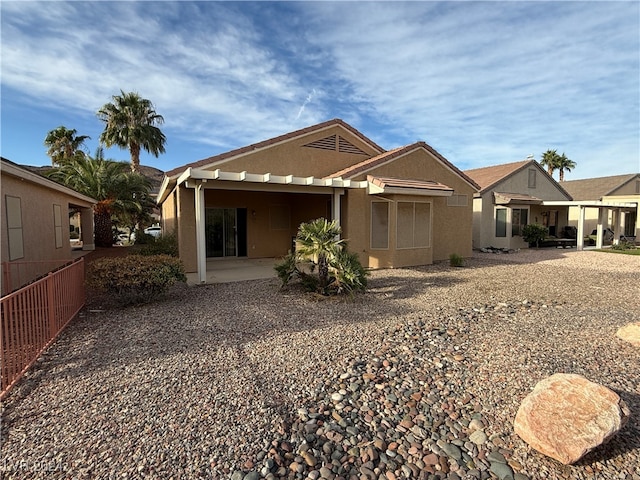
(473, 165, 571, 249)
(345, 149, 475, 266)
(1, 174, 87, 266)
(209, 125, 379, 178)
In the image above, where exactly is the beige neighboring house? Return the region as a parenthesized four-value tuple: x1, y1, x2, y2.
(157, 119, 479, 283)
(464, 160, 573, 250)
(561, 173, 640, 241)
(1, 158, 96, 295)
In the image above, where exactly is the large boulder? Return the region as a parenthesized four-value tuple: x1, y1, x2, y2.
(514, 373, 630, 464)
(616, 322, 640, 347)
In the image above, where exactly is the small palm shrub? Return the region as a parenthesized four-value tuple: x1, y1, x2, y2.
(276, 218, 368, 295)
(449, 253, 464, 267)
(522, 223, 548, 247)
(88, 254, 186, 305)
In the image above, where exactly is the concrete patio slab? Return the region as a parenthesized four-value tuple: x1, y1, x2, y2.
(185, 257, 279, 284)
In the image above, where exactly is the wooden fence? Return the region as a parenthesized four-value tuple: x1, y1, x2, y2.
(1, 258, 85, 399)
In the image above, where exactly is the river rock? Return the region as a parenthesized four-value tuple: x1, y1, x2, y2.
(616, 322, 640, 347)
(514, 373, 630, 464)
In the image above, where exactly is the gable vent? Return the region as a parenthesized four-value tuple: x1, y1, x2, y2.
(338, 136, 368, 155)
(303, 134, 369, 155)
(303, 135, 337, 151)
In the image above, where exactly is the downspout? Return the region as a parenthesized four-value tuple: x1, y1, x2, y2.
(194, 181, 207, 283)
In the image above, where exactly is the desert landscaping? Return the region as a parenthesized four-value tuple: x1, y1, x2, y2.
(1, 249, 638, 479)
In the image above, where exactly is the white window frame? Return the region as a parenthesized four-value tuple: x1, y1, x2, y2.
(396, 201, 432, 249)
(511, 207, 530, 237)
(54, 204, 63, 249)
(5, 195, 25, 260)
(370, 200, 390, 250)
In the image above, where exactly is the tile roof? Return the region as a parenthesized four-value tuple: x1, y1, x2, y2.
(494, 192, 543, 205)
(560, 173, 639, 200)
(368, 175, 453, 193)
(463, 160, 531, 193)
(326, 142, 480, 190)
(165, 119, 385, 177)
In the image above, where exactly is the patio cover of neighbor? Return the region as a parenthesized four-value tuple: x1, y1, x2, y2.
(544, 199, 639, 249)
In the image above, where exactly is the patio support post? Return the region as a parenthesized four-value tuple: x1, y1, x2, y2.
(612, 209, 621, 245)
(576, 205, 585, 251)
(332, 189, 344, 235)
(194, 181, 207, 284)
(596, 207, 607, 249)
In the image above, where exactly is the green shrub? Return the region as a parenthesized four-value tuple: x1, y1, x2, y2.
(275, 218, 368, 296)
(611, 240, 637, 251)
(133, 228, 155, 245)
(449, 253, 464, 267)
(88, 254, 186, 305)
(522, 223, 548, 247)
(138, 231, 179, 257)
(332, 249, 368, 294)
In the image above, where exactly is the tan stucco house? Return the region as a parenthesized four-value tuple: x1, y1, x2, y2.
(157, 119, 479, 282)
(1, 158, 96, 295)
(561, 173, 640, 241)
(464, 160, 573, 250)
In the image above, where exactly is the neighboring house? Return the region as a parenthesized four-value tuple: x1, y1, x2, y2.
(157, 119, 479, 282)
(1, 158, 96, 295)
(464, 160, 573, 250)
(561, 174, 640, 241)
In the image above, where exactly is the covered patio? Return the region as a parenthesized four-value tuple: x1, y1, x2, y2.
(544, 200, 638, 250)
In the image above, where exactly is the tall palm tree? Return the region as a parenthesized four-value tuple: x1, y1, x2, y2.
(97, 90, 166, 173)
(540, 149, 561, 178)
(47, 148, 152, 247)
(556, 153, 576, 182)
(44, 126, 90, 166)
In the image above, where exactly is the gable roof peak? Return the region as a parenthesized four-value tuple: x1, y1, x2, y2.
(164, 118, 385, 178)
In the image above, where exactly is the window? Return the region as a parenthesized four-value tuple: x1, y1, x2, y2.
(496, 208, 507, 238)
(636, 180, 640, 194)
(447, 194, 468, 207)
(269, 205, 290, 231)
(5, 195, 24, 260)
(371, 201, 389, 249)
(53, 204, 63, 248)
(528, 169, 537, 189)
(397, 202, 431, 248)
(512, 208, 529, 236)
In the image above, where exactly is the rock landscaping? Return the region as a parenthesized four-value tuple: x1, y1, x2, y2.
(0, 249, 638, 479)
(514, 373, 630, 465)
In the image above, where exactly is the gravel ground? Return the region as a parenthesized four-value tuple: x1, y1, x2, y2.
(1, 249, 639, 480)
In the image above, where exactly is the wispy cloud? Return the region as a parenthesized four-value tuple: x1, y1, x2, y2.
(1, 1, 638, 177)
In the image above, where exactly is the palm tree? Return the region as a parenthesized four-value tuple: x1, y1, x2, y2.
(44, 126, 90, 166)
(540, 149, 561, 178)
(47, 148, 152, 247)
(556, 153, 576, 182)
(97, 90, 166, 173)
(295, 218, 344, 291)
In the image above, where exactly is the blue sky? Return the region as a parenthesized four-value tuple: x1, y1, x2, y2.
(2, 1, 639, 180)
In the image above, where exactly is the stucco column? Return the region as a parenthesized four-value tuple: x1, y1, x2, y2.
(596, 207, 607, 249)
(80, 207, 95, 251)
(612, 209, 621, 245)
(576, 205, 585, 251)
(332, 189, 344, 236)
(194, 182, 207, 284)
